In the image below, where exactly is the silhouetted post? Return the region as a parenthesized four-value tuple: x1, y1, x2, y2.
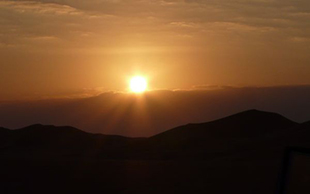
(277, 147, 310, 194)
(277, 147, 293, 194)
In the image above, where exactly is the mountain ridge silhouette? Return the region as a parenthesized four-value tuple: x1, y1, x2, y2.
(0, 109, 308, 160)
(152, 109, 298, 138)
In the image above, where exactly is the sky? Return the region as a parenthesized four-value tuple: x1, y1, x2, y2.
(1, 0, 310, 136)
(0, 0, 310, 100)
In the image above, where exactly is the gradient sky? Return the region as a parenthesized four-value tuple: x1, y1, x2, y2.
(1, 0, 310, 100)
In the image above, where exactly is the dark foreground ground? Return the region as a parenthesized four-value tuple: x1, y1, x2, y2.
(0, 151, 286, 194)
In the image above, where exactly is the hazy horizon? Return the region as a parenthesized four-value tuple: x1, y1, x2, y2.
(1, 85, 310, 137)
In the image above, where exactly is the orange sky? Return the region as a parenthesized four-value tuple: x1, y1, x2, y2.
(1, 0, 310, 100)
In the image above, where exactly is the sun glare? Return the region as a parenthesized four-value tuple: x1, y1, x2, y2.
(129, 76, 147, 93)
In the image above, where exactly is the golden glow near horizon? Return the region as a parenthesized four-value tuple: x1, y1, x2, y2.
(129, 76, 148, 93)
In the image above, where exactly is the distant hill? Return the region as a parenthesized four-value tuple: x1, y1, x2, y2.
(147, 110, 299, 157)
(0, 124, 145, 159)
(0, 126, 10, 134)
(288, 121, 310, 147)
(152, 109, 297, 139)
(0, 126, 11, 143)
(0, 109, 309, 159)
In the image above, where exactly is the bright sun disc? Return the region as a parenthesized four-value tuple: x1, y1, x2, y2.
(130, 76, 147, 93)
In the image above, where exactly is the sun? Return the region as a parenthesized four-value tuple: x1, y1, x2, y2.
(129, 76, 147, 93)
